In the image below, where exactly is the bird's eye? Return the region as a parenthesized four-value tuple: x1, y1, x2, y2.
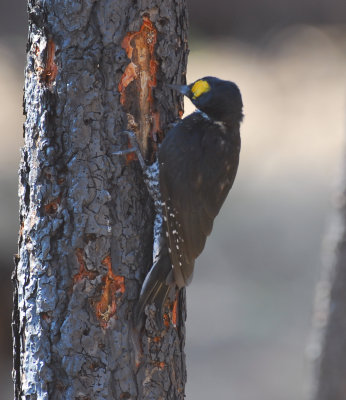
(191, 80, 211, 99)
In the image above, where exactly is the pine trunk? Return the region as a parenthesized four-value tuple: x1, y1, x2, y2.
(13, 1, 188, 398)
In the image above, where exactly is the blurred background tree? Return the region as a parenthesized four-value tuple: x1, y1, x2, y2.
(1, 0, 346, 398)
(308, 160, 346, 400)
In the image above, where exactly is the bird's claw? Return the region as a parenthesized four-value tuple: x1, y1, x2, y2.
(113, 130, 146, 171)
(113, 148, 137, 156)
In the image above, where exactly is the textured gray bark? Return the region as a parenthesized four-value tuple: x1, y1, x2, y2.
(13, 1, 188, 399)
(309, 158, 346, 400)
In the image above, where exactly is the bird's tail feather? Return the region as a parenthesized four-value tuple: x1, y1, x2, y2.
(133, 247, 173, 331)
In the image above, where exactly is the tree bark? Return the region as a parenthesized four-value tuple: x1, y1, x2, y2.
(309, 155, 346, 400)
(13, 1, 188, 398)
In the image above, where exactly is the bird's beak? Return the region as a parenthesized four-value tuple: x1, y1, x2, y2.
(167, 83, 190, 97)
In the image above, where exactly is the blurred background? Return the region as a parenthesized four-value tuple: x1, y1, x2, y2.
(1, 1, 346, 399)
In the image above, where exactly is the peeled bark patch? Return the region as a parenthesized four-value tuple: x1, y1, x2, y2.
(118, 16, 159, 160)
(44, 194, 61, 215)
(41, 38, 58, 86)
(94, 255, 125, 327)
(73, 248, 97, 283)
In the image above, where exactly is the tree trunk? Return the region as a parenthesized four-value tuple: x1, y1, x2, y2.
(309, 155, 346, 400)
(13, 1, 188, 398)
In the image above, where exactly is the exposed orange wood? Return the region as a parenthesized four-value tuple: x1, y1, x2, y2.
(163, 312, 170, 329)
(41, 38, 58, 85)
(118, 63, 138, 103)
(73, 248, 97, 283)
(44, 194, 61, 215)
(172, 295, 178, 327)
(118, 17, 159, 159)
(95, 255, 125, 328)
(155, 361, 166, 369)
(126, 136, 137, 163)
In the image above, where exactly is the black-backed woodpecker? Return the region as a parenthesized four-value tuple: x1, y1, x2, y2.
(134, 76, 243, 329)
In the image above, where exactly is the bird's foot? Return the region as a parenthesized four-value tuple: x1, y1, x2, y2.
(114, 131, 162, 208)
(113, 130, 146, 171)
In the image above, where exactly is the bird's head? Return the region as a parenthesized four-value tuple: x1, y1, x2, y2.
(169, 76, 243, 123)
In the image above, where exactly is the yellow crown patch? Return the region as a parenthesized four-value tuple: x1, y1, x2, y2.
(191, 80, 211, 99)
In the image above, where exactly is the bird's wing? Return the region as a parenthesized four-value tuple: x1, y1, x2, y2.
(159, 115, 240, 286)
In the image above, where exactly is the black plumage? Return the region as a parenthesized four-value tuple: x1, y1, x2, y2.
(134, 77, 243, 329)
